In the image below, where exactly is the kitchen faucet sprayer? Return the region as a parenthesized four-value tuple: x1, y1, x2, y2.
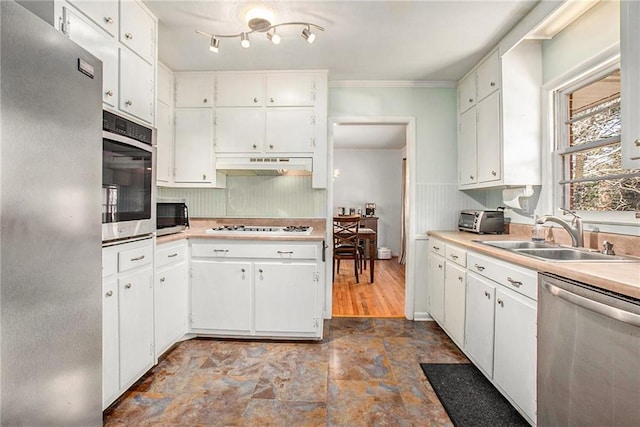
(535, 209, 583, 247)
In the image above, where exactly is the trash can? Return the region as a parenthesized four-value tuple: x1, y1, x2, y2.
(377, 247, 392, 259)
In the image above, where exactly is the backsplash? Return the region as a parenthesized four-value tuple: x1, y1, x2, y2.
(158, 175, 327, 218)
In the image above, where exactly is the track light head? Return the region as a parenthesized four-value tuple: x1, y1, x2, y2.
(240, 32, 250, 48)
(266, 30, 281, 45)
(209, 37, 219, 53)
(301, 26, 315, 44)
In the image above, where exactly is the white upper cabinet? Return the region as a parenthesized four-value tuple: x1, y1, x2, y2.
(61, 6, 118, 107)
(476, 50, 500, 102)
(265, 109, 316, 153)
(175, 74, 214, 108)
(621, 0, 640, 169)
(458, 73, 476, 113)
(457, 42, 542, 189)
(214, 108, 264, 153)
(156, 101, 173, 183)
(266, 74, 316, 107)
(119, 0, 155, 64)
(157, 63, 174, 106)
(173, 109, 216, 184)
(215, 74, 265, 107)
(119, 47, 154, 123)
(68, 0, 118, 36)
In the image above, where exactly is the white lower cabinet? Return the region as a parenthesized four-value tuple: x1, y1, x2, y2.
(444, 262, 466, 347)
(154, 240, 188, 358)
(102, 237, 154, 410)
(189, 240, 323, 339)
(427, 250, 445, 324)
(464, 273, 496, 377)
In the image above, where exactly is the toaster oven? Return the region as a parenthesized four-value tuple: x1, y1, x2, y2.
(156, 198, 189, 236)
(458, 210, 504, 234)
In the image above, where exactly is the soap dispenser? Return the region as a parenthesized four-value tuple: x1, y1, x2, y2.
(532, 215, 545, 242)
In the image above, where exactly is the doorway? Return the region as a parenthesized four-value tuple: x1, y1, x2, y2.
(326, 117, 416, 319)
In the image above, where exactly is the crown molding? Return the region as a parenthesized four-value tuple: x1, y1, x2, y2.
(329, 80, 456, 88)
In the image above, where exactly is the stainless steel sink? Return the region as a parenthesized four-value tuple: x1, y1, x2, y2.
(475, 240, 639, 263)
(475, 240, 558, 250)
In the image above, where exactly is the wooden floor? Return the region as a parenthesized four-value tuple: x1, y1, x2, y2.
(332, 256, 405, 317)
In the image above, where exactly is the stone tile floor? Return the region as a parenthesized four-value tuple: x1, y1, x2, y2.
(104, 318, 469, 426)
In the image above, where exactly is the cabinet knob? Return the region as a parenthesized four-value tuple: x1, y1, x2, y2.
(269, 144, 274, 149)
(469, 175, 474, 180)
(203, 98, 208, 103)
(241, 268, 245, 273)
(497, 298, 504, 307)
(259, 268, 263, 273)
(160, 277, 166, 283)
(105, 290, 113, 297)
(125, 100, 132, 107)
(202, 174, 206, 180)
(468, 98, 473, 103)
(458, 276, 464, 282)
(484, 291, 491, 299)
(104, 17, 113, 24)
(491, 170, 497, 176)
(125, 32, 133, 40)
(270, 97, 274, 103)
(253, 97, 258, 103)
(438, 264, 443, 269)
(635, 138, 640, 147)
(124, 283, 132, 289)
(490, 81, 496, 87)
(252, 144, 257, 149)
(432, 246, 440, 251)
(105, 90, 113, 97)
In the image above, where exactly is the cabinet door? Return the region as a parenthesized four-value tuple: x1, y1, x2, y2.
(119, 0, 155, 64)
(174, 109, 214, 183)
(427, 253, 445, 324)
(215, 74, 264, 106)
(465, 274, 495, 377)
(118, 267, 154, 388)
(157, 63, 174, 106)
(190, 261, 252, 331)
(254, 262, 318, 334)
(68, 0, 118, 36)
(156, 101, 173, 184)
(119, 47, 154, 123)
(444, 262, 466, 347)
(102, 278, 119, 409)
(458, 107, 477, 186)
(477, 91, 502, 183)
(63, 6, 118, 107)
(155, 261, 188, 356)
(476, 50, 500, 101)
(214, 108, 264, 153)
(494, 288, 537, 422)
(266, 74, 316, 106)
(458, 73, 476, 113)
(265, 109, 315, 153)
(621, 0, 640, 169)
(175, 75, 213, 108)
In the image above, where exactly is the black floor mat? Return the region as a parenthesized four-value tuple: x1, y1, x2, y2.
(420, 363, 530, 427)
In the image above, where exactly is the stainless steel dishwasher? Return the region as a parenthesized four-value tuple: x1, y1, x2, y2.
(538, 273, 640, 426)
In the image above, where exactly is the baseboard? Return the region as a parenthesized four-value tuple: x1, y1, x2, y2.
(413, 312, 433, 321)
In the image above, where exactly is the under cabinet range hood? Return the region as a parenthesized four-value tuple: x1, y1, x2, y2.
(216, 156, 313, 176)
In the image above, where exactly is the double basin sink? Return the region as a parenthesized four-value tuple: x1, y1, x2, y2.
(475, 240, 639, 263)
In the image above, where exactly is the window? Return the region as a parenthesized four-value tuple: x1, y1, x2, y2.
(555, 68, 640, 214)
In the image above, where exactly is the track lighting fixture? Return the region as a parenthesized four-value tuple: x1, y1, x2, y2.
(195, 7, 324, 53)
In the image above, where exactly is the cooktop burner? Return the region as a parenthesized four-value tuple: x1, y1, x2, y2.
(206, 225, 313, 235)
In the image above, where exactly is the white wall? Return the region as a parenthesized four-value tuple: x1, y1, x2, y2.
(333, 148, 403, 254)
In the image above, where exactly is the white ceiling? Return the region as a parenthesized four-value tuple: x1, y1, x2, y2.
(144, 0, 540, 82)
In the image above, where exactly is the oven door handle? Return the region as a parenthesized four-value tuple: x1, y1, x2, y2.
(543, 282, 640, 327)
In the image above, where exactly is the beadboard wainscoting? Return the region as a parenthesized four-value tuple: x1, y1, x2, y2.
(415, 183, 487, 233)
(158, 175, 327, 218)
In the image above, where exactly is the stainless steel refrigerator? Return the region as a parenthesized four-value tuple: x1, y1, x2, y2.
(0, 1, 103, 425)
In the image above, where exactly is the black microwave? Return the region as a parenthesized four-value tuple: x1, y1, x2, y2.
(156, 199, 189, 236)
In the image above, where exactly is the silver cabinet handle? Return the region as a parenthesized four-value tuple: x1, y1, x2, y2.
(105, 90, 113, 97)
(270, 97, 274, 103)
(450, 254, 459, 260)
(269, 144, 274, 149)
(125, 100, 132, 107)
(130, 255, 145, 261)
(241, 268, 246, 273)
(258, 269, 263, 273)
(125, 32, 133, 40)
(253, 97, 258, 103)
(474, 264, 485, 271)
(106, 290, 113, 297)
(491, 170, 497, 176)
(277, 251, 294, 254)
(484, 291, 490, 299)
(438, 264, 443, 269)
(160, 277, 166, 283)
(432, 246, 440, 251)
(470, 175, 474, 180)
(497, 298, 504, 307)
(506, 277, 523, 287)
(213, 249, 229, 253)
(168, 253, 178, 258)
(124, 283, 132, 289)
(202, 174, 207, 180)
(252, 144, 257, 149)
(490, 81, 496, 87)
(468, 98, 473, 103)
(104, 17, 113, 24)
(458, 276, 464, 282)
(635, 138, 640, 147)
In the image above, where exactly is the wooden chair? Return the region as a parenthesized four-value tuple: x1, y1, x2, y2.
(333, 215, 361, 283)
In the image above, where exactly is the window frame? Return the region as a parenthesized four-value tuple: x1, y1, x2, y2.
(551, 59, 639, 230)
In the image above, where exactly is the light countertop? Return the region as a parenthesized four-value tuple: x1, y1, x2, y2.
(428, 230, 640, 300)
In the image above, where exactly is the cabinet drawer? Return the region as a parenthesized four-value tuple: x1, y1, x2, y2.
(156, 242, 186, 267)
(103, 250, 118, 278)
(429, 238, 445, 256)
(446, 245, 467, 268)
(467, 252, 537, 300)
(118, 245, 153, 272)
(191, 242, 318, 260)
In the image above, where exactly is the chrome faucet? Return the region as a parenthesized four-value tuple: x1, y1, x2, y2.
(535, 209, 583, 247)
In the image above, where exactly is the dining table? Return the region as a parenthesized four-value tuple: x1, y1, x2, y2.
(333, 226, 377, 283)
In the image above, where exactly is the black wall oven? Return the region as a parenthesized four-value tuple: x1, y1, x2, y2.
(102, 110, 155, 242)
